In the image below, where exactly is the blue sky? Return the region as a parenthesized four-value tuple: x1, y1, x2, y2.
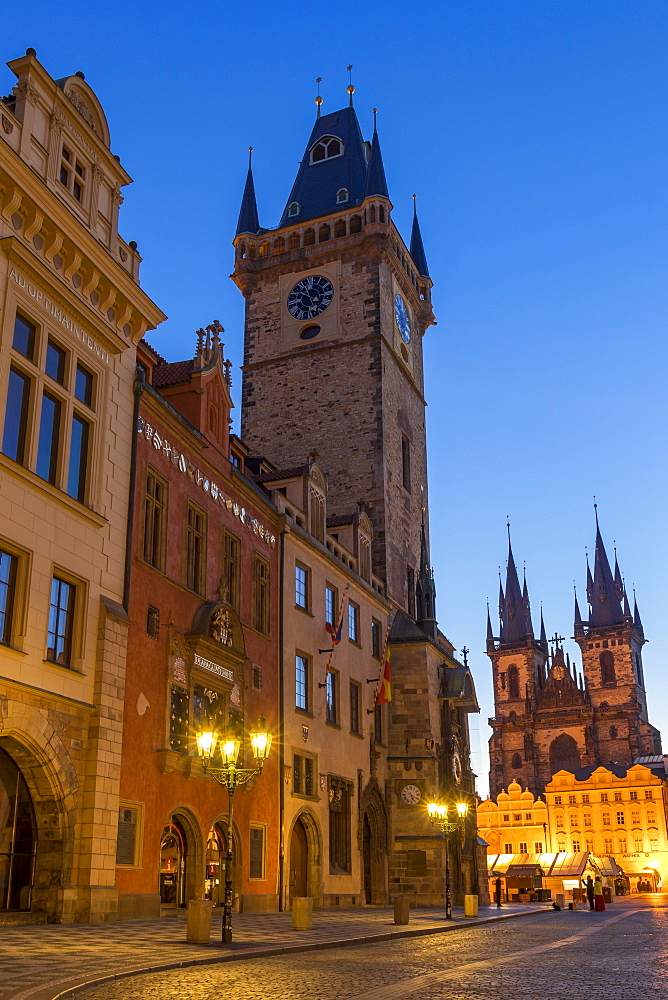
(7, 1, 668, 794)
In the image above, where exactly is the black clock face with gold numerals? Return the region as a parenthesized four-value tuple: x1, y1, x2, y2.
(287, 275, 334, 321)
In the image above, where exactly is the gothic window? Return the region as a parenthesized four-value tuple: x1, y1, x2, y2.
(288, 232, 300, 250)
(143, 469, 167, 570)
(273, 237, 285, 254)
(334, 218, 346, 238)
(310, 136, 343, 163)
(185, 502, 206, 595)
(252, 555, 270, 635)
(600, 650, 616, 684)
(369, 205, 376, 223)
(303, 228, 315, 246)
(349, 215, 362, 234)
(359, 537, 371, 583)
(379, 205, 386, 223)
(259, 241, 270, 258)
(336, 188, 349, 204)
(511, 752, 522, 770)
(507, 665, 520, 699)
(549, 733, 580, 775)
(288, 202, 300, 217)
(318, 224, 330, 243)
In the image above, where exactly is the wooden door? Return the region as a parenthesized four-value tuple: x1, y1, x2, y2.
(289, 818, 308, 903)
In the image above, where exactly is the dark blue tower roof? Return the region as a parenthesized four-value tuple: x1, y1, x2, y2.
(236, 155, 260, 236)
(279, 106, 371, 227)
(410, 202, 430, 277)
(500, 533, 533, 644)
(588, 512, 624, 627)
(363, 122, 389, 200)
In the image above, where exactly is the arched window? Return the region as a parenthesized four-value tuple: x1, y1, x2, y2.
(512, 752, 522, 770)
(318, 224, 330, 243)
(0, 747, 37, 911)
(336, 188, 349, 204)
(303, 228, 315, 246)
(600, 651, 616, 685)
(288, 201, 300, 217)
(238, 241, 246, 258)
(507, 665, 520, 699)
(369, 205, 376, 223)
(334, 219, 346, 238)
(349, 215, 362, 234)
(259, 241, 270, 258)
(288, 232, 300, 251)
(248, 242, 256, 259)
(310, 136, 343, 163)
(549, 733, 581, 776)
(273, 237, 285, 255)
(379, 205, 386, 223)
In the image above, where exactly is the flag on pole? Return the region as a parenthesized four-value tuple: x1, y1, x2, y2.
(325, 587, 348, 646)
(375, 648, 391, 705)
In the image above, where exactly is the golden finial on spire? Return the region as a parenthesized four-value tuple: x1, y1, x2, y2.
(315, 77, 323, 117)
(248, 146, 253, 168)
(347, 64, 355, 105)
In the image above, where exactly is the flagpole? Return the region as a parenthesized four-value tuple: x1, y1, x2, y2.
(325, 584, 349, 674)
(372, 623, 392, 704)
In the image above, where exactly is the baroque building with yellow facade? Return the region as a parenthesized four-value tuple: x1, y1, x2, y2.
(0, 50, 164, 922)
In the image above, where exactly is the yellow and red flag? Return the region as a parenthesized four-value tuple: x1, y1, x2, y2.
(375, 649, 391, 705)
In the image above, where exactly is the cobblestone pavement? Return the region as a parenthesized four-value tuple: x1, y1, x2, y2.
(77, 894, 667, 1000)
(0, 902, 542, 1000)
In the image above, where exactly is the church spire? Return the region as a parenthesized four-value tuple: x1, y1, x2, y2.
(539, 606, 548, 648)
(416, 506, 437, 641)
(633, 592, 645, 637)
(409, 195, 430, 278)
(500, 527, 533, 644)
(235, 148, 260, 237)
(486, 603, 495, 652)
(588, 508, 623, 627)
(363, 110, 389, 200)
(574, 587, 585, 637)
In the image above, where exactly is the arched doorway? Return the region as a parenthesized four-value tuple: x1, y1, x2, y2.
(289, 817, 308, 904)
(360, 786, 388, 904)
(160, 818, 187, 907)
(0, 746, 37, 911)
(204, 821, 242, 909)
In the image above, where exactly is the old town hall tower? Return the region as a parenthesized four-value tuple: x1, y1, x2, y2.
(232, 97, 434, 609)
(487, 517, 662, 797)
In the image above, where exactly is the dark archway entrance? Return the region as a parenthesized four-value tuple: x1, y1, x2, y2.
(205, 821, 242, 909)
(549, 733, 581, 775)
(0, 746, 37, 911)
(159, 817, 188, 907)
(360, 783, 388, 904)
(289, 817, 308, 904)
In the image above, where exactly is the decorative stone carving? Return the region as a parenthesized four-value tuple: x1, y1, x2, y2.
(169, 628, 189, 686)
(15, 81, 39, 105)
(65, 89, 98, 134)
(210, 606, 233, 646)
(1, 114, 13, 134)
(49, 109, 66, 134)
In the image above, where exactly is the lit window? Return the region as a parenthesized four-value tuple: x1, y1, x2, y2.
(296, 653, 309, 711)
(604, 837, 613, 853)
(348, 602, 359, 642)
(325, 670, 337, 723)
(325, 585, 337, 627)
(645, 790, 654, 799)
(616, 811, 625, 825)
(293, 752, 315, 796)
(310, 136, 343, 163)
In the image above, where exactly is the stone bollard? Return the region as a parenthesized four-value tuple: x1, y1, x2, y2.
(186, 898, 213, 944)
(464, 894, 479, 918)
(394, 896, 410, 924)
(292, 896, 313, 930)
(555, 893, 565, 909)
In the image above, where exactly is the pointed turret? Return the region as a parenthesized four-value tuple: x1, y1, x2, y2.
(500, 530, 533, 644)
(363, 114, 389, 201)
(588, 510, 624, 627)
(574, 588, 585, 637)
(409, 198, 430, 278)
(416, 508, 437, 641)
(486, 604, 495, 652)
(613, 553, 625, 602)
(539, 607, 548, 649)
(622, 588, 632, 619)
(586, 556, 594, 604)
(633, 594, 644, 636)
(236, 149, 260, 237)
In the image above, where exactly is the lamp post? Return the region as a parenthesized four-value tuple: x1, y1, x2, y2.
(195, 718, 273, 944)
(427, 799, 469, 919)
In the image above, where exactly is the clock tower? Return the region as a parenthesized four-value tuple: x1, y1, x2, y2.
(232, 100, 435, 609)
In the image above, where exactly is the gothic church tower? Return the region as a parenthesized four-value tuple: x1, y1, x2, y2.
(232, 97, 434, 608)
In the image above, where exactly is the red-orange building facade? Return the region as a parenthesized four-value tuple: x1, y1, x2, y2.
(115, 330, 281, 919)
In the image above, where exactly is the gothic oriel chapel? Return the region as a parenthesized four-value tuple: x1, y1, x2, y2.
(487, 516, 661, 798)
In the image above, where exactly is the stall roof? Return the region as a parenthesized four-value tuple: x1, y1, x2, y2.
(505, 864, 545, 877)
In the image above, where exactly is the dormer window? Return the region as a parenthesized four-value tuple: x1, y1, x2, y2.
(310, 136, 343, 164)
(288, 201, 300, 218)
(336, 188, 349, 204)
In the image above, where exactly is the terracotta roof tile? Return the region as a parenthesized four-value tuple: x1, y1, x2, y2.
(254, 466, 306, 484)
(152, 359, 194, 388)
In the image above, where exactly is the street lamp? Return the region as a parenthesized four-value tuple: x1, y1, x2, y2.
(427, 798, 469, 919)
(196, 717, 273, 944)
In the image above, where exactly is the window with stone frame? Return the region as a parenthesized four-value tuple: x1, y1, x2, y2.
(504, 842, 513, 853)
(295, 653, 310, 712)
(46, 575, 77, 666)
(252, 554, 270, 635)
(348, 601, 359, 643)
(185, 501, 206, 595)
(371, 618, 382, 659)
(645, 789, 654, 799)
(310, 489, 325, 543)
(292, 752, 316, 796)
(519, 841, 528, 853)
(295, 563, 309, 610)
(328, 777, 351, 874)
(0, 549, 18, 646)
(143, 468, 167, 570)
(604, 837, 613, 853)
(618, 836, 627, 852)
(222, 530, 241, 610)
(146, 605, 160, 639)
(325, 669, 338, 724)
(325, 584, 337, 627)
(534, 841, 543, 853)
(349, 681, 360, 734)
(169, 686, 189, 753)
(59, 144, 87, 204)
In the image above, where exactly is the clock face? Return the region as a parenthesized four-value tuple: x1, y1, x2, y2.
(395, 293, 411, 343)
(287, 274, 334, 321)
(400, 783, 422, 805)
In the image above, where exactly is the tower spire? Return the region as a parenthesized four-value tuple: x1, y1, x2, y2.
(363, 109, 389, 200)
(574, 586, 585, 637)
(633, 589, 645, 636)
(409, 194, 430, 278)
(416, 505, 437, 641)
(486, 602, 495, 652)
(539, 605, 548, 648)
(500, 525, 533, 643)
(315, 76, 323, 118)
(346, 64, 354, 107)
(588, 506, 623, 627)
(235, 147, 260, 236)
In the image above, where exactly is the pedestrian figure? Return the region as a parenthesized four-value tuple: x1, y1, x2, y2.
(586, 876, 595, 911)
(594, 876, 606, 911)
(494, 877, 502, 908)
